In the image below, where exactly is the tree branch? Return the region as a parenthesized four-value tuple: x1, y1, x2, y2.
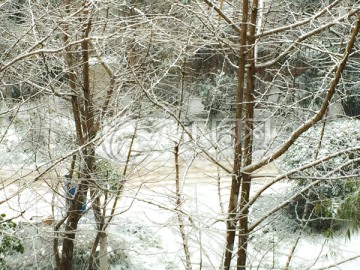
(254, 0, 343, 39)
(256, 8, 360, 69)
(202, 0, 241, 33)
(242, 12, 360, 174)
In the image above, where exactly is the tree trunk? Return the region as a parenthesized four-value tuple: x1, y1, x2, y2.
(237, 1, 258, 269)
(61, 194, 86, 269)
(60, 3, 95, 268)
(223, 1, 249, 269)
(223, 1, 259, 269)
(99, 233, 109, 270)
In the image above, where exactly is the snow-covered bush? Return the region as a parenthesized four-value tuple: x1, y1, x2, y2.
(5, 217, 175, 270)
(195, 74, 236, 116)
(278, 120, 360, 173)
(0, 214, 24, 267)
(277, 119, 360, 232)
(0, 96, 75, 166)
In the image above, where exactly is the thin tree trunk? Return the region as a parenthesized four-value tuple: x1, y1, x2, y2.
(237, 1, 257, 269)
(99, 233, 109, 270)
(61, 0, 84, 263)
(61, 201, 84, 269)
(60, 3, 95, 269)
(174, 63, 192, 270)
(223, 1, 248, 268)
(175, 144, 192, 270)
(88, 193, 104, 269)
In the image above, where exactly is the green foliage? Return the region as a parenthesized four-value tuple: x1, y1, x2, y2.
(0, 214, 24, 266)
(343, 93, 360, 118)
(96, 157, 123, 192)
(288, 178, 360, 232)
(341, 71, 360, 118)
(195, 74, 236, 116)
(278, 120, 360, 232)
(337, 188, 360, 229)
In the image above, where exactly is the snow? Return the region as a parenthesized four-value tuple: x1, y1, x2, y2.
(2, 165, 360, 269)
(1, 116, 360, 269)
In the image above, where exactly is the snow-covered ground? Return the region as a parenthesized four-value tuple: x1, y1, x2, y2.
(1, 156, 360, 269)
(1, 113, 360, 269)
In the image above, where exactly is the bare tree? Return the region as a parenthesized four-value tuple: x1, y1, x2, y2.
(1, 0, 360, 270)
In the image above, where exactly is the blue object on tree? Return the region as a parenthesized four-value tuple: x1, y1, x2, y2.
(65, 175, 86, 212)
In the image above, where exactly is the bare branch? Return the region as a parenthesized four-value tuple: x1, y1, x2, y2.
(243, 12, 360, 174)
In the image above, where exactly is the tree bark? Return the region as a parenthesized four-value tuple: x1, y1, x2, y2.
(99, 233, 109, 270)
(223, 1, 248, 269)
(60, 3, 95, 269)
(237, 1, 258, 268)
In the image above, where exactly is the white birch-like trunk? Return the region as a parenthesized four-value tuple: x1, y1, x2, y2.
(254, 0, 265, 64)
(99, 233, 109, 270)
